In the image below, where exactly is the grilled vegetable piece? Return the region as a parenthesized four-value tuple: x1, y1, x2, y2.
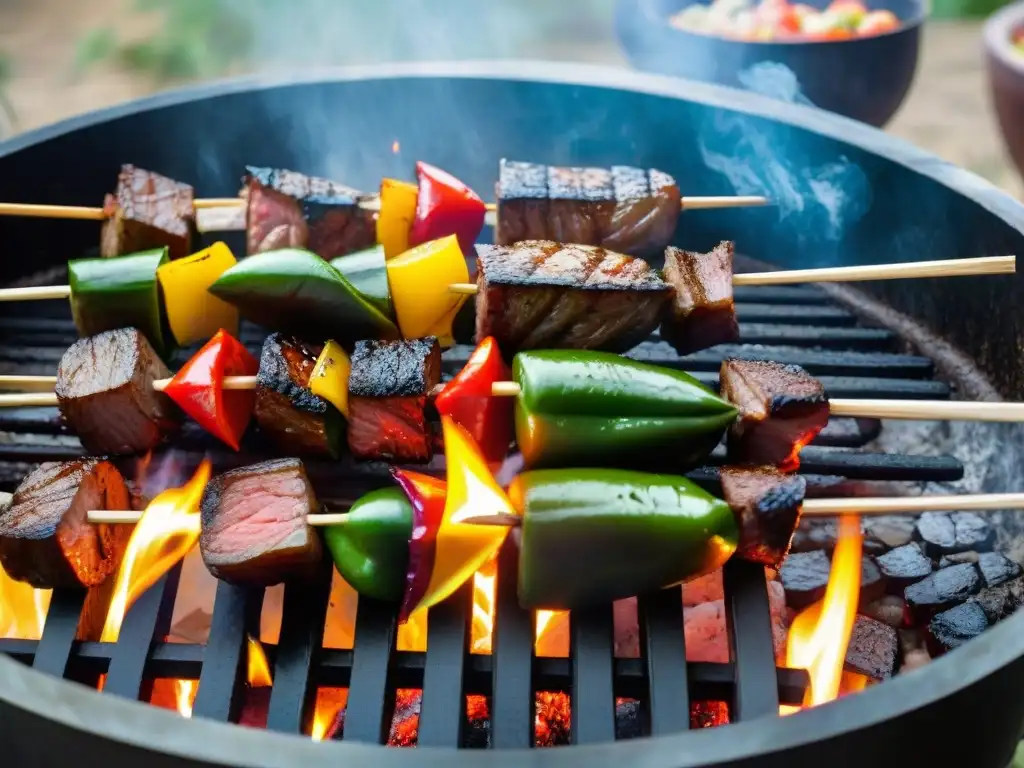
(243, 166, 376, 260)
(512, 349, 737, 471)
(100, 165, 195, 260)
(475, 240, 671, 354)
(720, 466, 807, 569)
(329, 245, 394, 319)
(719, 359, 829, 469)
(199, 458, 323, 586)
(347, 337, 442, 463)
(156, 241, 240, 346)
(494, 160, 681, 258)
(254, 334, 344, 458)
(56, 328, 181, 455)
(408, 161, 487, 256)
(660, 241, 739, 355)
(0, 460, 131, 589)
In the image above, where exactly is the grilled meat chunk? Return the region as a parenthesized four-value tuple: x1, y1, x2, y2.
(200, 458, 323, 585)
(347, 338, 441, 463)
(720, 466, 806, 569)
(661, 241, 739, 355)
(495, 160, 680, 258)
(56, 328, 181, 455)
(475, 240, 670, 353)
(0, 460, 131, 588)
(254, 334, 343, 457)
(100, 165, 195, 260)
(243, 166, 376, 260)
(719, 359, 829, 469)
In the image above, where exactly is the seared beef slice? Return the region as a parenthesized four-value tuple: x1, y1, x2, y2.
(56, 328, 181, 455)
(347, 338, 441, 463)
(200, 458, 322, 585)
(720, 466, 807, 569)
(475, 240, 670, 353)
(100, 165, 195, 260)
(0, 460, 131, 588)
(661, 241, 739, 355)
(719, 360, 829, 468)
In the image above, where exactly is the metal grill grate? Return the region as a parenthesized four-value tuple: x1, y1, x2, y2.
(0, 280, 964, 747)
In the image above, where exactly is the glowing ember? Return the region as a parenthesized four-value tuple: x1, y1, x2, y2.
(392, 140, 400, 154)
(310, 688, 348, 741)
(100, 461, 212, 642)
(247, 634, 273, 688)
(175, 679, 197, 717)
(0, 564, 50, 640)
(784, 515, 863, 711)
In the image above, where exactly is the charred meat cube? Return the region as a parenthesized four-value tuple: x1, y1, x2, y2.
(200, 458, 323, 585)
(660, 241, 739, 355)
(475, 240, 671, 354)
(719, 359, 829, 469)
(100, 165, 195, 260)
(243, 166, 375, 260)
(56, 328, 181, 455)
(0, 460, 131, 589)
(720, 466, 806, 569)
(254, 334, 343, 458)
(494, 160, 549, 246)
(347, 337, 441, 463)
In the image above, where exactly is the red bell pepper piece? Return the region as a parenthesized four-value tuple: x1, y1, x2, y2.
(408, 161, 486, 256)
(163, 329, 258, 450)
(434, 336, 513, 467)
(394, 468, 448, 622)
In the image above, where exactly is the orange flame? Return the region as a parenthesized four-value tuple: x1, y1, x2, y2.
(310, 688, 348, 741)
(392, 140, 400, 154)
(175, 679, 197, 717)
(100, 461, 212, 642)
(0, 564, 50, 640)
(247, 634, 273, 688)
(469, 562, 563, 655)
(783, 515, 862, 712)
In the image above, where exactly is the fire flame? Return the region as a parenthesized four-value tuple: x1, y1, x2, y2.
(247, 634, 273, 688)
(175, 679, 197, 717)
(310, 688, 348, 742)
(100, 461, 212, 643)
(784, 515, 863, 711)
(469, 562, 563, 654)
(0, 564, 50, 640)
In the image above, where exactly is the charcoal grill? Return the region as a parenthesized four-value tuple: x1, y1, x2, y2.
(0, 62, 1022, 768)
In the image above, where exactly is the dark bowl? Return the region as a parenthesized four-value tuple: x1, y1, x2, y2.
(984, 2, 1024, 178)
(614, 0, 925, 126)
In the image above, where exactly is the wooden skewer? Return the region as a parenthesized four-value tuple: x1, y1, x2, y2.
(356, 195, 771, 215)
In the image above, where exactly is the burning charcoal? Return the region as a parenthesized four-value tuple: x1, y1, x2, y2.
(789, 517, 838, 553)
(660, 241, 739, 355)
(100, 165, 195, 259)
(254, 334, 342, 458)
(977, 552, 1022, 588)
(844, 615, 898, 682)
(615, 698, 647, 740)
(199, 458, 323, 586)
(860, 556, 886, 605)
(535, 691, 571, 747)
(939, 551, 980, 568)
(876, 543, 933, 592)
(780, 550, 831, 609)
(474, 241, 671, 354)
(720, 466, 807, 569)
(690, 701, 730, 729)
(56, 328, 182, 455)
(904, 563, 981, 620)
(915, 512, 995, 557)
(862, 515, 915, 552)
(861, 595, 906, 628)
(973, 575, 1024, 621)
(0, 460, 131, 589)
(926, 600, 989, 656)
(719, 359, 829, 469)
(682, 568, 725, 605)
(347, 338, 441, 463)
(465, 695, 490, 748)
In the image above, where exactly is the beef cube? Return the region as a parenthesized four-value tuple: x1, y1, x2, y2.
(0, 460, 131, 589)
(254, 334, 342, 457)
(844, 615, 899, 681)
(200, 458, 322, 585)
(926, 600, 989, 656)
(720, 466, 806, 569)
(719, 359, 829, 469)
(914, 511, 995, 557)
(56, 328, 181, 455)
(545, 165, 614, 246)
(494, 160, 549, 245)
(100, 165, 195, 260)
(779, 549, 830, 608)
(243, 166, 375, 260)
(347, 338, 441, 463)
(660, 242, 739, 355)
(475, 240, 671, 354)
(876, 543, 933, 593)
(602, 166, 681, 258)
(904, 563, 981, 621)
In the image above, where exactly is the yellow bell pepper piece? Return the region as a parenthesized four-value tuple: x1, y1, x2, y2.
(376, 179, 419, 259)
(156, 242, 239, 346)
(409, 416, 513, 619)
(309, 339, 351, 418)
(386, 235, 469, 346)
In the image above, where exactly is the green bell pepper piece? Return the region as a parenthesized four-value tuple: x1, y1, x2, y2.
(514, 468, 739, 610)
(68, 248, 170, 355)
(513, 350, 738, 471)
(210, 248, 399, 345)
(323, 487, 412, 601)
(329, 245, 394, 320)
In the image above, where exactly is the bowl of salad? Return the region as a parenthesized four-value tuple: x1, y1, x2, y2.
(984, 2, 1024, 178)
(614, 0, 926, 126)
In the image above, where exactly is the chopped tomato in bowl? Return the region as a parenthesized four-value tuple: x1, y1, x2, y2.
(669, 0, 902, 41)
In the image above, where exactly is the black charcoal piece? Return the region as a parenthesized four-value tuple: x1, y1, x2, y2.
(950, 512, 995, 552)
(614, 699, 647, 740)
(904, 563, 980, 619)
(862, 515, 915, 552)
(780, 549, 831, 609)
(974, 575, 1024, 622)
(877, 544, 933, 592)
(915, 512, 994, 558)
(977, 552, 1022, 588)
(915, 513, 955, 557)
(927, 601, 989, 656)
(939, 551, 980, 568)
(788, 518, 838, 553)
(844, 615, 899, 681)
(860, 556, 886, 606)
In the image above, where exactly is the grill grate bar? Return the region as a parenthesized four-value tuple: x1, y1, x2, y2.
(31, 588, 87, 678)
(341, 597, 398, 743)
(724, 562, 781, 720)
(490, 542, 535, 749)
(639, 587, 691, 735)
(570, 604, 617, 745)
(419, 582, 473, 748)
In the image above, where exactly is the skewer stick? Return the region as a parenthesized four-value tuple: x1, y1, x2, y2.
(356, 195, 771, 214)
(0, 285, 72, 302)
